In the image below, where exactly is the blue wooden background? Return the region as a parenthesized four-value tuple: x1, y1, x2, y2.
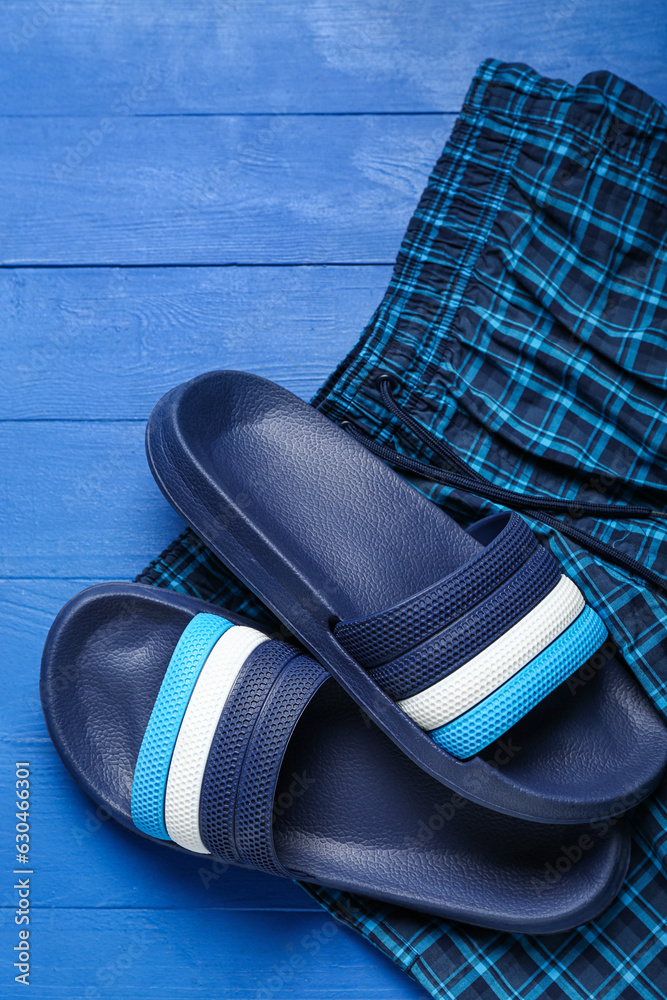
(1, 2, 666, 997)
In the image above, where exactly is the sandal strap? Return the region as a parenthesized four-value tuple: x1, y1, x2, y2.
(130, 613, 327, 876)
(163, 624, 272, 854)
(131, 613, 234, 841)
(397, 575, 587, 731)
(369, 542, 560, 700)
(430, 605, 608, 757)
(333, 512, 608, 759)
(334, 511, 535, 666)
(231, 651, 326, 877)
(198, 638, 304, 869)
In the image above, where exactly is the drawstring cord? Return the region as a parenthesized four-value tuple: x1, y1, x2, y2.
(342, 374, 666, 593)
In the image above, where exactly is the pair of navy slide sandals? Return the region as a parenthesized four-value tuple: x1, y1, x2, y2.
(41, 370, 667, 934)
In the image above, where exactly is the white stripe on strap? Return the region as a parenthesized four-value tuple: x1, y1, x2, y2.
(397, 575, 584, 731)
(165, 625, 269, 854)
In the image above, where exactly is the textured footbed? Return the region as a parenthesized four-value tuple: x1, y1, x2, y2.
(144, 371, 667, 823)
(164, 624, 269, 853)
(41, 584, 632, 934)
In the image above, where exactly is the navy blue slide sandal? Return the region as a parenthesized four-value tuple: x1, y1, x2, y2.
(41, 582, 631, 933)
(146, 371, 667, 824)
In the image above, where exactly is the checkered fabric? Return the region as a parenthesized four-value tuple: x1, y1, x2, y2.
(137, 60, 667, 999)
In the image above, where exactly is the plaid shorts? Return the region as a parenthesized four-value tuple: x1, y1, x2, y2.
(137, 60, 667, 1000)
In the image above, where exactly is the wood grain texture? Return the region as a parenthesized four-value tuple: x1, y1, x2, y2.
(1, 0, 662, 995)
(0, 265, 389, 418)
(0, 114, 451, 265)
(0, 422, 185, 577)
(1, 0, 665, 114)
(0, 908, 423, 999)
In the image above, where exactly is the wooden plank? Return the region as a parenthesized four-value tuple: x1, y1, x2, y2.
(0, 907, 420, 998)
(0, 114, 451, 265)
(0, 0, 665, 114)
(0, 265, 389, 419)
(0, 422, 185, 578)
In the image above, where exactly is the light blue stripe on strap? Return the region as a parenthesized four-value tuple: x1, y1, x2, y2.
(430, 606, 607, 759)
(131, 612, 233, 840)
